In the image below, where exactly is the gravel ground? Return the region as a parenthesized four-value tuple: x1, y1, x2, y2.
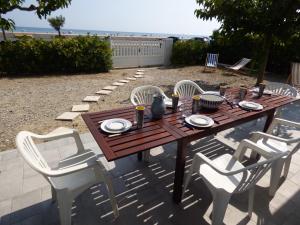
(0, 66, 257, 151)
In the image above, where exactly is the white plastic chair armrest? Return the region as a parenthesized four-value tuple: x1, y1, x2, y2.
(196, 148, 288, 178)
(29, 129, 85, 152)
(195, 153, 231, 175)
(273, 118, 300, 129)
(234, 139, 276, 159)
(251, 131, 300, 144)
(267, 118, 300, 134)
(47, 160, 98, 177)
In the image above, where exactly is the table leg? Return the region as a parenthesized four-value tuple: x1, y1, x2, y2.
(173, 139, 188, 204)
(137, 152, 143, 161)
(263, 109, 276, 132)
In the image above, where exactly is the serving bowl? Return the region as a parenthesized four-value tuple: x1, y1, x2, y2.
(200, 93, 224, 109)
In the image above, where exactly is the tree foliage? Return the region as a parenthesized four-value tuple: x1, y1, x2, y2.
(48, 15, 65, 36)
(195, 0, 300, 83)
(0, 0, 71, 39)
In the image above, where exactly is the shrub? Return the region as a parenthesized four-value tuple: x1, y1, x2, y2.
(0, 36, 112, 75)
(171, 40, 208, 66)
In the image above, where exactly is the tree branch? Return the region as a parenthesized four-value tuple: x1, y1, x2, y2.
(1, 4, 38, 14)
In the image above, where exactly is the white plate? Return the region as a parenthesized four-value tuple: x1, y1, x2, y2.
(251, 87, 273, 95)
(100, 118, 132, 134)
(164, 99, 182, 108)
(185, 115, 214, 128)
(239, 101, 263, 110)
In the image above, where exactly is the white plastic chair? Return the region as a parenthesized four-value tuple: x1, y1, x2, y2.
(130, 85, 169, 106)
(249, 118, 300, 196)
(204, 53, 219, 71)
(183, 139, 288, 225)
(174, 80, 204, 98)
(266, 82, 298, 97)
(16, 128, 119, 225)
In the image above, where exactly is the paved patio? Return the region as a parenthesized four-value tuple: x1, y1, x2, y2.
(0, 101, 300, 225)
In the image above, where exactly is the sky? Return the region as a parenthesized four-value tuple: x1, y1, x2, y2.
(4, 0, 220, 36)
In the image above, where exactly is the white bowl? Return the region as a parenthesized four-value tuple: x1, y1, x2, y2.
(200, 94, 224, 109)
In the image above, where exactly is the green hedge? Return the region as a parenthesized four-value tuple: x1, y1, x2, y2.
(0, 36, 112, 75)
(171, 40, 208, 66)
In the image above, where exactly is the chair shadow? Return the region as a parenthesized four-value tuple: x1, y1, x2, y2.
(3, 134, 299, 225)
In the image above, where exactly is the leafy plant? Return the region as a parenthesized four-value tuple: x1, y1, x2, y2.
(171, 40, 208, 66)
(48, 15, 65, 36)
(0, 36, 112, 75)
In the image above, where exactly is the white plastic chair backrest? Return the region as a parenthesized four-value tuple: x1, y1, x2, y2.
(229, 58, 251, 70)
(266, 82, 298, 97)
(16, 131, 52, 176)
(130, 85, 167, 106)
(206, 53, 218, 67)
(234, 151, 287, 193)
(291, 62, 300, 86)
(174, 80, 204, 98)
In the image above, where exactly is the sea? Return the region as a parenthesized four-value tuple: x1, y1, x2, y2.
(14, 26, 206, 40)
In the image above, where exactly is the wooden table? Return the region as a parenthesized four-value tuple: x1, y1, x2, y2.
(82, 88, 298, 203)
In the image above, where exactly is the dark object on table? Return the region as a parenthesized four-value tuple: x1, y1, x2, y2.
(172, 93, 179, 113)
(151, 94, 166, 119)
(219, 85, 227, 96)
(136, 106, 145, 129)
(258, 83, 266, 97)
(192, 95, 200, 114)
(239, 87, 248, 100)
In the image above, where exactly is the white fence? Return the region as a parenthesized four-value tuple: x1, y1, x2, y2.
(110, 37, 173, 68)
(0, 33, 173, 68)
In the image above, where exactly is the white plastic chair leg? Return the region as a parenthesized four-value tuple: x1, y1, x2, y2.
(211, 191, 231, 225)
(103, 174, 119, 218)
(57, 192, 73, 225)
(248, 188, 255, 218)
(283, 156, 292, 178)
(269, 159, 285, 196)
(51, 186, 57, 203)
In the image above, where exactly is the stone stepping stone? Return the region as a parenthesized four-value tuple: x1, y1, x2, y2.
(72, 104, 90, 112)
(56, 112, 80, 121)
(96, 90, 112, 95)
(127, 77, 136, 81)
(134, 75, 144, 78)
(112, 82, 125, 86)
(136, 72, 144, 75)
(119, 79, 130, 83)
(103, 86, 117, 91)
(137, 69, 145, 72)
(83, 96, 100, 102)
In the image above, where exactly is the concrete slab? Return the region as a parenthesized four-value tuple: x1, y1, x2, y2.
(119, 80, 130, 83)
(55, 112, 80, 121)
(135, 72, 144, 75)
(137, 69, 145, 72)
(134, 75, 144, 78)
(103, 86, 117, 91)
(82, 96, 100, 102)
(96, 90, 112, 95)
(71, 104, 90, 112)
(112, 82, 125, 86)
(127, 77, 137, 81)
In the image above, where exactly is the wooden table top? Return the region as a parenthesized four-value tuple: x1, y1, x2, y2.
(82, 88, 298, 161)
